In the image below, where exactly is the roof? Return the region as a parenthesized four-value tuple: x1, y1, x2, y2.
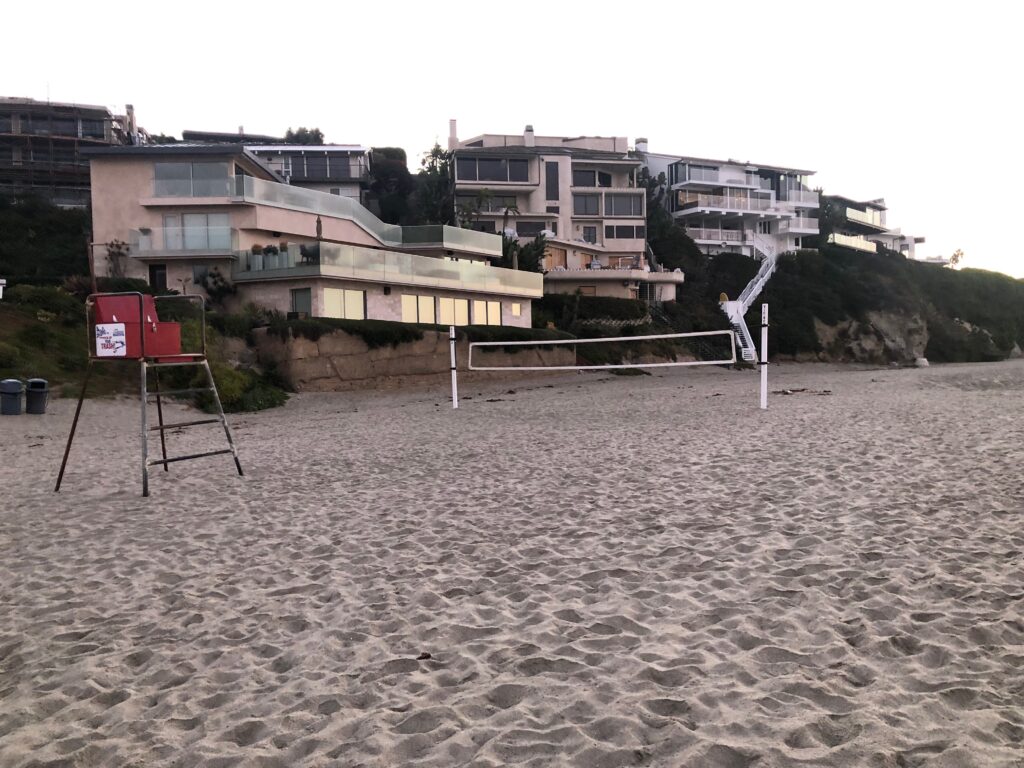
(454, 145, 640, 163)
(0, 96, 114, 116)
(246, 144, 368, 154)
(663, 153, 815, 176)
(825, 193, 887, 211)
(80, 143, 281, 179)
(182, 129, 283, 144)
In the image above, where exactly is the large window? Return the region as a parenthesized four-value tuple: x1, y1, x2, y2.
(438, 297, 470, 326)
(154, 162, 230, 197)
(572, 170, 612, 188)
(605, 194, 643, 216)
(162, 213, 231, 250)
(324, 288, 365, 320)
(456, 194, 517, 213)
(573, 194, 600, 216)
(545, 161, 559, 200)
(456, 157, 529, 182)
(604, 225, 646, 239)
(148, 264, 168, 294)
(472, 300, 502, 326)
(582, 226, 597, 244)
(516, 221, 546, 238)
(290, 288, 312, 315)
(401, 294, 436, 324)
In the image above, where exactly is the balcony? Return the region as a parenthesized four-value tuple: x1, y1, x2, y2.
(677, 192, 774, 213)
(129, 227, 237, 258)
(235, 176, 503, 258)
(778, 217, 819, 234)
(785, 189, 819, 206)
(233, 241, 542, 298)
(845, 207, 885, 229)
(828, 233, 877, 252)
(685, 227, 744, 243)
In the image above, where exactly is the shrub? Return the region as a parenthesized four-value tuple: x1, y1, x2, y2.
(7, 285, 82, 322)
(268, 316, 425, 349)
(18, 323, 55, 351)
(192, 363, 288, 413)
(0, 342, 20, 368)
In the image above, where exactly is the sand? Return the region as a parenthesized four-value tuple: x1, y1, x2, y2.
(1, 360, 1022, 767)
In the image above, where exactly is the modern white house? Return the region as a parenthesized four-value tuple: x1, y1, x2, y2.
(449, 122, 684, 302)
(637, 143, 820, 263)
(822, 195, 886, 254)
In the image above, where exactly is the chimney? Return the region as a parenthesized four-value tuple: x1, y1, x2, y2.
(524, 124, 535, 147)
(635, 137, 649, 153)
(448, 119, 458, 150)
(125, 104, 137, 144)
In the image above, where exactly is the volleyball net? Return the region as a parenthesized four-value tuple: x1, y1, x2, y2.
(466, 329, 737, 372)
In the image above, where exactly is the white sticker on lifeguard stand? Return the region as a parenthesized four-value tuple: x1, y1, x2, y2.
(96, 323, 127, 357)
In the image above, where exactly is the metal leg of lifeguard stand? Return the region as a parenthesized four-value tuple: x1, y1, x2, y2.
(54, 359, 94, 493)
(140, 360, 150, 497)
(152, 367, 169, 472)
(202, 359, 244, 477)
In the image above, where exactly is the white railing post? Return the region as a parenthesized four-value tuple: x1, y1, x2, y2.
(449, 325, 459, 409)
(760, 304, 769, 410)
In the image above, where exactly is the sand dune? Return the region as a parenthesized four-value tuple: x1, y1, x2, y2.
(1, 361, 1022, 767)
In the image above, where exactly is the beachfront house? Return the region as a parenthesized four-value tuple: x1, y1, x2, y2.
(83, 144, 540, 326)
(821, 195, 886, 254)
(638, 145, 821, 263)
(449, 122, 685, 303)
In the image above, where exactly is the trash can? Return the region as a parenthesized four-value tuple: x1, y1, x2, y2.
(0, 379, 23, 416)
(26, 378, 49, 415)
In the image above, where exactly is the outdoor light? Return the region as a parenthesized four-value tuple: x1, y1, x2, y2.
(0, 278, 6, 300)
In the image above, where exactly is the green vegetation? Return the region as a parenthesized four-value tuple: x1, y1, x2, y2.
(0, 286, 289, 411)
(533, 294, 650, 330)
(0, 196, 90, 282)
(284, 127, 324, 145)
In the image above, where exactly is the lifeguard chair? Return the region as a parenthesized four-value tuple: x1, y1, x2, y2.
(55, 292, 243, 497)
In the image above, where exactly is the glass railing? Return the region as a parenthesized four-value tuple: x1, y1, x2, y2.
(678, 193, 772, 211)
(785, 189, 819, 204)
(233, 241, 543, 297)
(686, 167, 719, 182)
(846, 207, 884, 227)
(154, 177, 233, 197)
(828, 233, 877, 252)
(129, 227, 236, 253)
(685, 228, 744, 242)
(234, 176, 502, 257)
(778, 218, 819, 233)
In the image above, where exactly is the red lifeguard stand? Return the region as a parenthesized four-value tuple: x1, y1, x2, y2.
(55, 292, 243, 497)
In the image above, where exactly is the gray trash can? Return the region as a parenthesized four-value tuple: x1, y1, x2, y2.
(26, 378, 49, 415)
(1, 379, 23, 416)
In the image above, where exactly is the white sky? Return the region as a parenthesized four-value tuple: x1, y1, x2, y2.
(7, 0, 1021, 276)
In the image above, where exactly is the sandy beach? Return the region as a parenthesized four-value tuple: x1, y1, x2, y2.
(1, 360, 1022, 767)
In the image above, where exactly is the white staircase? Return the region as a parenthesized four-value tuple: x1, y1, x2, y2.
(720, 232, 778, 362)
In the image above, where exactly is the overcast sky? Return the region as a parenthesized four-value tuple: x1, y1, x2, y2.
(7, 1, 1020, 276)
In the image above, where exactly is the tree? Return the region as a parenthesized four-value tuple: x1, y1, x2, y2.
(455, 189, 490, 229)
(284, 127, 325, 145)
(413, 144, 455, 225)
(150, 133, 178, 144)
(368, 148, 416, 224)
(495, 234, 545, 273)
(638, 167, 702, 272)
(949, 248, 965, 268)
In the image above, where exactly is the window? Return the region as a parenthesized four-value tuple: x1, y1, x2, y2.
(401, 294, 435, 324)
(456, 157, 530, 182)
(471, 221, 496, 234)
(545, 161, 559, 200)
(148, 264, 167, 294)
(305, 155, 328, 179)
(192, 265, 209, 285)
(438, 297, 470, 326)
(325, 288, 365, 320)
(606, 225, 646, 239)
(572, 169, 612, 187)
(573, 194, 599, 216)
(154, 162, 230, 196)
(582, 226, 597, 244)
(579, 286, 597, 296)
(511, 303, 521, 318)
(546, 205, 559, 214)
(81, 119, 105, 138)
(328, 156, 352, 179)
(472, 300, 502, 325)
(163, 212, 230, 250)
(516, 222, 545, 238)
(290, 288, 312, 315)
(605, 194, 643, 216)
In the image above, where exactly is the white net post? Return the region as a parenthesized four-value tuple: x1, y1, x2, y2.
(760, 304, 768, 410)
(449, 326, 459, 410)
